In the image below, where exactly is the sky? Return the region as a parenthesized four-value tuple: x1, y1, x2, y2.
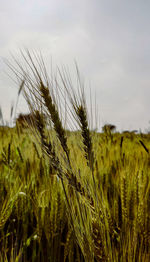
(0, 0, 150, 131)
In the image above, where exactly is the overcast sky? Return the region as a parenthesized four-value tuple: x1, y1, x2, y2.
(0, 0, 150, 131)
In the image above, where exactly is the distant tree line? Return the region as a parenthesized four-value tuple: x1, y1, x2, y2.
(16, 112, 47, 128)
(16, 113, 34, 128)
(15, 114, 140, 135)
(102, 124, 116, 133)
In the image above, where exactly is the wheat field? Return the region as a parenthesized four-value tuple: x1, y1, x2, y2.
(0, 52, 150, 261)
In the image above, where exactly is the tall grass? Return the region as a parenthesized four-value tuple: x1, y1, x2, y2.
(0, 51, 150, 261)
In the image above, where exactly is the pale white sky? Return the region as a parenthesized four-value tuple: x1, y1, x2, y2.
(0, 0, 150, 131)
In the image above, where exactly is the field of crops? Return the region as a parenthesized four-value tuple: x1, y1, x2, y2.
(0, 125, 150, 262)
(0, 52, 150, 261)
